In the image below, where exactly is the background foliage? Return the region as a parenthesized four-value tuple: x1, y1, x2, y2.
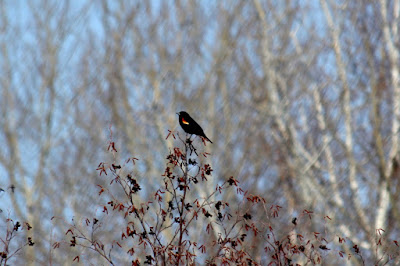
(1, 0, 400, 264)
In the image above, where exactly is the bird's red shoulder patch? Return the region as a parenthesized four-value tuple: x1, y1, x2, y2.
(181, 117, 189, 125)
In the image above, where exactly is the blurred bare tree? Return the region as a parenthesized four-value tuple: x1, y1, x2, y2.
(0, 0, 399, 264)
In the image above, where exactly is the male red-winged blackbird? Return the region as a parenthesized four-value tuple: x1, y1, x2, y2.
(177, 111, 212, 143)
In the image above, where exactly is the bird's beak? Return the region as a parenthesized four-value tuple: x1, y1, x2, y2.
(176, 112, 179, 115)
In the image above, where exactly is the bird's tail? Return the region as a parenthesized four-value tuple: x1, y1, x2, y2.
(203, 135, 213, 143)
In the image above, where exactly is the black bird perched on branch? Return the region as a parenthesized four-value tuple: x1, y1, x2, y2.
(177, 111, 212, 143)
